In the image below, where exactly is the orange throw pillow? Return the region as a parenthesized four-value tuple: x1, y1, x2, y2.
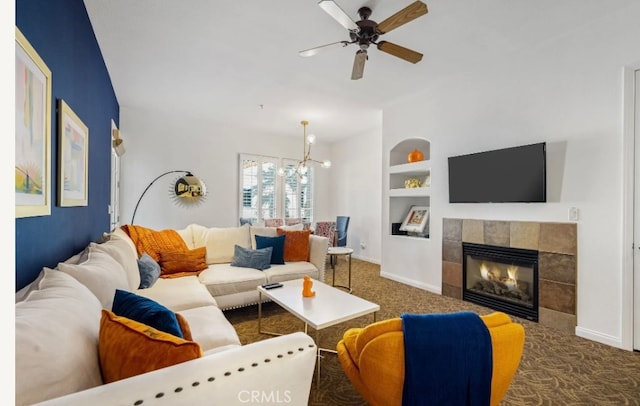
(121, 225, 188, 262)
(276, 229, 311, 262)
(158, 247, 208, 278)
(175, 312, 193, 342)
(98, 310, 202, 383)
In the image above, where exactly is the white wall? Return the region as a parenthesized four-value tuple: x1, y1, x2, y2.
(329, 120, 383, 263)
(381, 4, 640, 349)
(119, 106, 332, 230)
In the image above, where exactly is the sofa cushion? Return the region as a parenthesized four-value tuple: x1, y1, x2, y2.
(99, 310, 203, 383)
(138, 253, 161, 289)
(134, 275, 218, 312)
(263, 262, 320, 283)
(277, 229, 311, 262)
(57, 245, 129, 309)
(231, 244, 273, 270)
(198, 264, 268, 297)
(158, 246, 208, 277)
(112, 289, 184, 338)
(90, 234, 140, 290)
(15, 268, 103, 405)
(255, 234, 286, 265)
(121, 224, 189, 262)
(178, 305, 242, 351)
(250, 226, 278, 249)
(194, 224, 251, 264)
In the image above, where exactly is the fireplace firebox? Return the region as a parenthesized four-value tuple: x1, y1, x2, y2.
(462, 243, 538, 321)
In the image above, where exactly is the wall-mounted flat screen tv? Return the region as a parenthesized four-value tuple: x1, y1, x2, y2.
(448, 142, 546, 203)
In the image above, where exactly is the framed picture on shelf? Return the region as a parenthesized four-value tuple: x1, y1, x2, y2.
(58, 99, 89, 207)
(399, 205, 429, 233)
(15, 27, 52, 218)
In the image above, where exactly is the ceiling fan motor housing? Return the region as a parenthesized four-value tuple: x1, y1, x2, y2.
(350, 6, 379, 46)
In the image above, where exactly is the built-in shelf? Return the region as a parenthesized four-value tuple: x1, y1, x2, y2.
(389, 187, 430, 197)
(387, 138, 431, 240)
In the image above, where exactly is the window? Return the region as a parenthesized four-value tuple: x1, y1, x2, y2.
(239, 154, 314, 224)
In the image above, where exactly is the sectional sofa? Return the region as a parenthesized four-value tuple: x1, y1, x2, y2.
(15, 223, 328, 405)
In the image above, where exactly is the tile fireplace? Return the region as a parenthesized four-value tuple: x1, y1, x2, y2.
(442, 218, 577, 333)
(463, 242, 539, 321)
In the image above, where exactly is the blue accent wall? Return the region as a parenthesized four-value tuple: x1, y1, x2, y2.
(16, 0, 119, 290)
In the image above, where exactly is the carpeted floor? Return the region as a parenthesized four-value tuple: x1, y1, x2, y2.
(224, 258, 640, 405)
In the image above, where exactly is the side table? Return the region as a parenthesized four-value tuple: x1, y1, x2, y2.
(327, 246, 353, 293)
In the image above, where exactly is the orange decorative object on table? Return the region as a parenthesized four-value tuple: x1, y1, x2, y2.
(407, 149, 424, 163)
(302, 275, 316, 297)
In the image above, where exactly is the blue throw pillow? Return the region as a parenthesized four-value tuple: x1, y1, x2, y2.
(255, 234, 286, 265)
(111, 289, 183, 338)
(230, 245, 273, 270)
(137, 253, 161, 289)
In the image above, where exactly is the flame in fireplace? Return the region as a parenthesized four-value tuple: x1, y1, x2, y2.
(480, 263, 490, 280)
(505, 265, 519, 290)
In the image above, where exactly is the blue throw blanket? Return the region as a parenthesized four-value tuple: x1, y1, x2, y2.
(401, 312, 493, 406)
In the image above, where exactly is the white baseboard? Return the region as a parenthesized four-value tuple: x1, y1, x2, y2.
(380, 271, 441, 294)
(575, 326, 626, 350)
(351, 254, 380, 264)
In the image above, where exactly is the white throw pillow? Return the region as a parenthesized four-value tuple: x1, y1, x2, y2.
(195, 224, 251, 264)
(249, 226, 278, 249)
(15, 268, 103, 405)
(90, 235, 140, 290)
(280, 223, 304, 231)
(57, 246, 129, 309)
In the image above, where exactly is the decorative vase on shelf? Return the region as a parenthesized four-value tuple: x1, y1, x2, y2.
(407, 149, 424, 163)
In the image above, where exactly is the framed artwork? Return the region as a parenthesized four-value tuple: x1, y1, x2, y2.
(15, 27, 52, 218)
(58, 99, 89, 207)
(399, 205, 429, 233)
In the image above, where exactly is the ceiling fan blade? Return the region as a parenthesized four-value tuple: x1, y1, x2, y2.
(376, 1, 428, 34)
(318, 0, 359, 31)
(299, 41, 350, 57)
(377, 41, 423, 64)
(351, 50, 367, 80)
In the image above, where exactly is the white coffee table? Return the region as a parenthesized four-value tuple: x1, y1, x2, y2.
(257, 278, 380, 383)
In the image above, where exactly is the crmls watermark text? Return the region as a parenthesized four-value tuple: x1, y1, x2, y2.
(237, 390, 292, 403)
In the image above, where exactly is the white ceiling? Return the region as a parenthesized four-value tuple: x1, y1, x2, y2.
(83, 0, 623, 142)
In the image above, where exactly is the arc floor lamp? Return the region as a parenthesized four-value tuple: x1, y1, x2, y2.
(131, 170, 207, 224)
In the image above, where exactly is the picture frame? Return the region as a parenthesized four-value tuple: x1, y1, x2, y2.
(58, 99, 89, 207)
(399, 205, 429, 233)
(15, 27, 52, 218)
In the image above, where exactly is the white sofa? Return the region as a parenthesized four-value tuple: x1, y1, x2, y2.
(15, 223, 326, 405)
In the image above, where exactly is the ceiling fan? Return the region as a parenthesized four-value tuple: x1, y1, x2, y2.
(299, 0, 428, 80)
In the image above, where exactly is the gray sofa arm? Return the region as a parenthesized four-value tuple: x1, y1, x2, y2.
(308, 234, 329, 282)
(35, 333, 317, 406)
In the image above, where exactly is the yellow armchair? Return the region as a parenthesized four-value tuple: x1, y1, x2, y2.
(336, 312, 525, 406)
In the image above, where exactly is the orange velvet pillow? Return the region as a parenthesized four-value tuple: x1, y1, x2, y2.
(276, 229, 311, 262)
(158, 247, 208, 277)
(175, 312, 193, 342)
(98, 310, 202, 383)
(121, 225, 188, 262)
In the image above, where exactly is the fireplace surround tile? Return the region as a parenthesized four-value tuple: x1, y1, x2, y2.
(539, 307, 576, 334)
(539, 280, 576, 314)
(442, 283, 462, 300)
(443, 218, 462, 241)
(484, 220, 510, 247)
(462, 219, 484, 244)
(539, 223, 577, 255)
(442, 261, 462, 287)
(442, 239, 463, 263)
(539, 252, 577, 285)
(510, 222, 540, 250)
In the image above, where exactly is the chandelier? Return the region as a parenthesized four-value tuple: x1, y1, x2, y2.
(278, 120, 331, 184)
